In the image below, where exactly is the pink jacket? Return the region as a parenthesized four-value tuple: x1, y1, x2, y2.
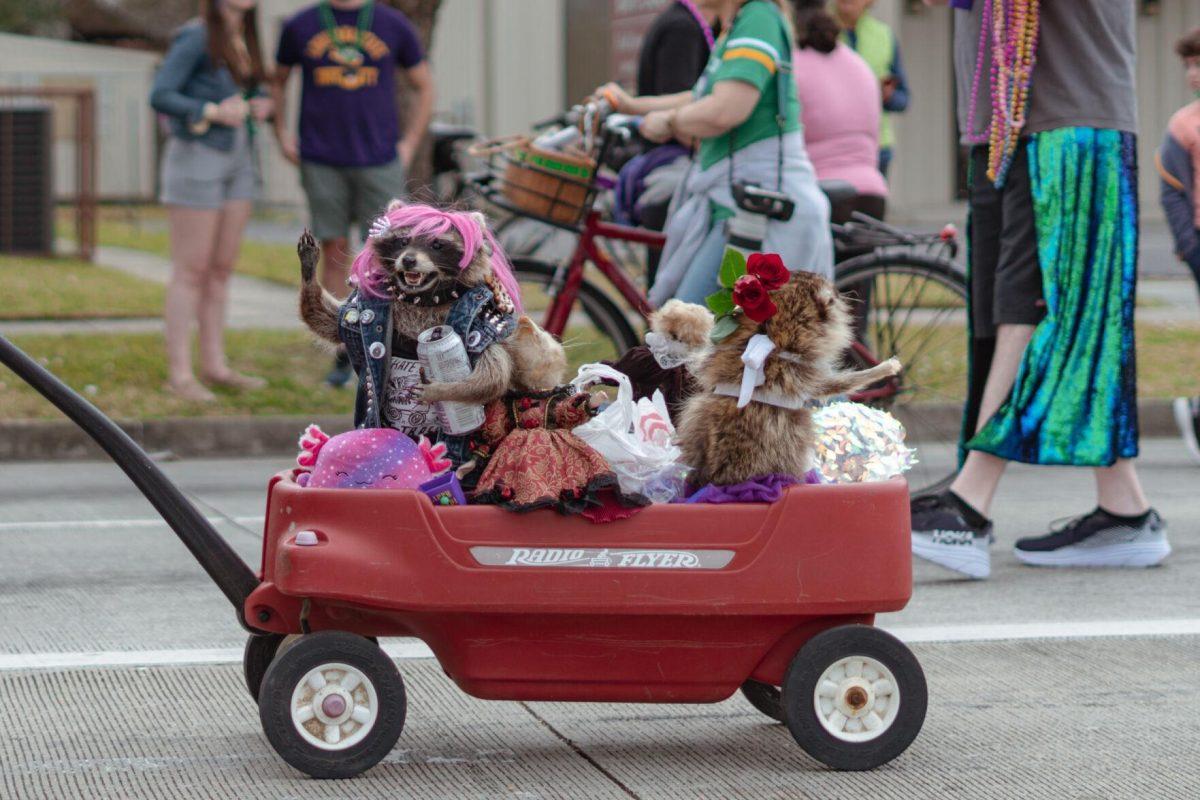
(793, 43, 888, 199)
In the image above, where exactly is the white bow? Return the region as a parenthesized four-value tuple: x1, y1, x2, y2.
(738, 334, 776, 409)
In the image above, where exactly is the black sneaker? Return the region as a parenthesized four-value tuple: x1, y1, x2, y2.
(1014, 508, 1169, 568)
(910, 491, 994, 579)
(325, 350, 353, 388)
(1173, 396, 1200, 465)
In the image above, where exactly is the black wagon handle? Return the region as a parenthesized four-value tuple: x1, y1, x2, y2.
(0, 334, 260, 626)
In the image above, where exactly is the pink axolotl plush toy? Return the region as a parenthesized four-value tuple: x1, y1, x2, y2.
(295, 425, 451, 489)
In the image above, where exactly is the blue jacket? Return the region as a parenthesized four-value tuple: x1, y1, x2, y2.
(1156, 108, 1200, 279)
(338, 285, 515, 470)
(149, 20, 257, 152)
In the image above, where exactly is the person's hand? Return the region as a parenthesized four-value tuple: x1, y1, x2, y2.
(881, 76, 898, 103)
(248, 96, 273, 123)
(397, 136, 418, 169)
(207, 94, 249, 127)
(639, 110, 676, 144)
(593, 82, 634, 113)
(276, 129, 300, 166)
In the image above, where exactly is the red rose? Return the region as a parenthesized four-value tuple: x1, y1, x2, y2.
(746, 253, 790, 290)
(732, 275, 778, 323)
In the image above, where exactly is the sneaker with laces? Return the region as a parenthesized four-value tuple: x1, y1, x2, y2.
(1173, 396, 1200, 465)
(1014, 508, 1170, 568)
(910, 491, 994, 579)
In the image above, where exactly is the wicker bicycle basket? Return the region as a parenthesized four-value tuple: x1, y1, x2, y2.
(470, 136, 597, 226)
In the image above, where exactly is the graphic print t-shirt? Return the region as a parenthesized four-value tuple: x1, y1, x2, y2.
(276, 3, 424, 167)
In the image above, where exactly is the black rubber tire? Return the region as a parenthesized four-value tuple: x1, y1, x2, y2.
(258, 631, 406, 779)
(243, 633, 285, 703)
(740, 680, 785, 723)
(511, 257, 640, 356)
(782, 625, 927, 771)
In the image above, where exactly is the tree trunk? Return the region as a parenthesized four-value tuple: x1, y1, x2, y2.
(383, 0, 445, 194)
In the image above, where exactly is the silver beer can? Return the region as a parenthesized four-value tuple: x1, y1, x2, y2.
(416, 325, 486, 434)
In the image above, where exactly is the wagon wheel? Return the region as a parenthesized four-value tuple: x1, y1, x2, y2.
(243, 633, 285, 703)
(782, 625, 926, 770)
(258, 631, 406, 779)
(739, 680, 785, 723)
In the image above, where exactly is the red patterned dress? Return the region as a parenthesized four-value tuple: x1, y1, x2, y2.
(474, 388, 641, 517)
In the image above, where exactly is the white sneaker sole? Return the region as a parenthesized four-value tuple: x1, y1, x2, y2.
(1173, 397, 1200, 465)
(912, 536, 990, 579)
(1013, 539, 1171, 568)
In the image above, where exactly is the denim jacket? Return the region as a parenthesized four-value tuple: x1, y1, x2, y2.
(149, 20, 258, 152)
(339, 285, 515, 467)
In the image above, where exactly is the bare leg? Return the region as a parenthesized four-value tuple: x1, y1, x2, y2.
(197, 199, 257, 385)
(319, 237, 352, 301)
(165, 206, 221, 401)
(949, 323, 1036, 516)
(1094, 459, 1150, 516)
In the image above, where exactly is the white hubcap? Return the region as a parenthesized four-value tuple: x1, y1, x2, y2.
(813, 655, 900, 742)
(290, 662, 378, 750)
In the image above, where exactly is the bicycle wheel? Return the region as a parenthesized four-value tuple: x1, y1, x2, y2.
(510, 258, 641, 364)
(834, 252, 968, 495)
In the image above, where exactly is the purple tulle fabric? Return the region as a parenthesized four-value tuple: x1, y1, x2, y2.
(683, 471, 822, 504)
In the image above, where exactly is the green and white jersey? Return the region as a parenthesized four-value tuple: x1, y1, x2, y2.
(694, 0, 800, 170)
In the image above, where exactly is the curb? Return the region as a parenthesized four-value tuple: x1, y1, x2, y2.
(0, 401, 1185, 462)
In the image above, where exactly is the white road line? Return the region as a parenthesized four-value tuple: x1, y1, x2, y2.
(1, 620, 1197, 672)
(0, 516, 264, 533)
(886, 618, 1200, 643)
(0, 641, 435, 671)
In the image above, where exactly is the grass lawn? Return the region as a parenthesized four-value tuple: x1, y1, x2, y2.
(0, 255, 163, 320)
(884, 322, 1200, 406)
(0, 325, 617, 420)
(58, 205, 302, 287)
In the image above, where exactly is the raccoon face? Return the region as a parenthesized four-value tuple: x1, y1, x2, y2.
(372, 227, 465, 298)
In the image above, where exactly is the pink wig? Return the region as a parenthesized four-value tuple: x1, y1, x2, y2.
(350, 204, 523, 313)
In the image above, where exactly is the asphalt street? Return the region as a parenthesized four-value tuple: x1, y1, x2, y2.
(0, 440, 1197, 799)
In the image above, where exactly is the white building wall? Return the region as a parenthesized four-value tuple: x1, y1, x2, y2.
(0, 32, 159, 201)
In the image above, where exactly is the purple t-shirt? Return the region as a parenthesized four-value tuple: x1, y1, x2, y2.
(276, 3, 424, 168)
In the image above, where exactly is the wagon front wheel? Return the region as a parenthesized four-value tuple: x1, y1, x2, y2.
(740, 680, 785, 722)
(258, 630, 406, 779)
(782, 625, 926, 770)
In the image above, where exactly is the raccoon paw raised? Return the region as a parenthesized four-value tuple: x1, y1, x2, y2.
(298, 229, 320, 284)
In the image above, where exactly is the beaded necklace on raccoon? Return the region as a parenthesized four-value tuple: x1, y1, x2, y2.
(964, 0, 1041, 187)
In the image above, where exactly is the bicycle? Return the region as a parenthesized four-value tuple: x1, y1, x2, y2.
(471, 107, 967, 493)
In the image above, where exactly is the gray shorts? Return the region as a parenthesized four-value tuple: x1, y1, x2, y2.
(160, 126, 257, 209)
(300, 158, 406, 242)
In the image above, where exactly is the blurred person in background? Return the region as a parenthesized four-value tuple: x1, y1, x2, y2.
(272, 0, 434, 388)
(791, 0, 887, 220)
(614, 0, 717, 285)
(600, 0, 832, 306)
(831, 0, 909, 177)
(911, 0, 1166, 580)
(1157, 28, 1200, 464)
(150, 0, 272, 403)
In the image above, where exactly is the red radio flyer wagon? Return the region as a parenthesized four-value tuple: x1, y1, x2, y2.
(1, 335, 927, 780)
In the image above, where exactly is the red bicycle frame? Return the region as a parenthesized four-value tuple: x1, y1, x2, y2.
(535, 209, 894, 402)
(540, 211, 666, 337)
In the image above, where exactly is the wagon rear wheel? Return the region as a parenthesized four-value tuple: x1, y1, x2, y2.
(243, 633, 285, 703)
(258, 631, 406, 779)
(740, 680, 785, 723)
(782, 625, 926, 770)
